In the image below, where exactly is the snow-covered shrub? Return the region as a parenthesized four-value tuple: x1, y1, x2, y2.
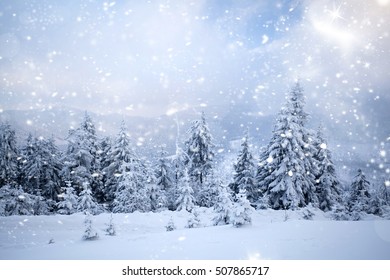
(301, 205, 316, 220)
(105, 214, 116, 236)
(330, 204, 351, 221)
(82, 212, 99, 241)
(212, 184, 234, 226)
(186, 208, 202, 228)
(231, 190, 254, 227)
(33, 195, 54, 215)
(165, 217, 176, 231)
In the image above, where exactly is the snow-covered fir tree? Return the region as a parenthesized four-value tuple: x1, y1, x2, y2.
(112, 162, 151, 213)
(231, 129, 257, 203)
(57, 181, 78, 215)
(77, 182, 101, 215)
(82, 211, 99, 241)
(61, 112, 102, 200)
(0, 185, 35, 216)
(175, 167, 195, 212)
(313, 125, 342, 211)
(0, 122, 19, 187)
(186, 207, 202, 228)
(213, 183, 234, 226)
(103, 121, 148, 208)
(149, 183, 168, 212)
(185, 111, 215, 206)
(33, 191, 53, 215)
(231, 189, 254, 227)
(154, 146, 172, 210)
(347, 169, 371, 214)
(256, 82, 317, 210)
(20, 135, 63, 201)
(169, 145, 188, 210)
(105, 214, 116, 236)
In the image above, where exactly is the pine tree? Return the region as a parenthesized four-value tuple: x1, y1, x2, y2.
(256, 82, 317, 210)
(57, 181, 78, 215)
(82, 211, 99, 240)
(0, 123, 19, 187)
(169, 146, 187, 210)
(313, 125, 342, 211)
(105, 214, 116, 236)
(347, 169, 371, 213)
(103, 121, 148, 207)
(112, 163, 151, 213)
(175, 167, 195, 212)
(77, 182, 101, 215)
(149, 183, 168, 212)
(213, 183, 234, 225)
(231, 129, 257, 203)
(154, 146, 172, 210)
(61, 112, 102, 200)
(231, 189, 254, 227)
(21, 135, 62, 201)
(166, 216, 176, 231)
(0, 185, 35, 216)
(186, 207, 202, 228)
(185, 111, 214, 205)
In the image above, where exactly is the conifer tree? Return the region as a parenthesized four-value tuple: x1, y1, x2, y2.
(213, 183, 234, 226)
(313, 125, 341, 211)
(77, 182, 101, 215)
(155, 147, 172, 189)
(57, 181, 78, 215)
(105, 214, 116, 236)
(231, 189, 254, 227)
(104, 121, 147, 206)
(0, 123, 19, 187)
(347, 169, 371, 213)
(186, 207, 202, 228)
(112, 162, 151, 213)
(231, 129, 257, 203)
(256, 82, 317, 210)
(175, 167, 195, 212)
(82, 211, 99, 240)
(21, 135, 63, 201)
(185, 111, 214, 205)
(61, 112, 102, 199)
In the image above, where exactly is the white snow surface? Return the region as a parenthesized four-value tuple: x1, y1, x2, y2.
(1, 209, 389, 260)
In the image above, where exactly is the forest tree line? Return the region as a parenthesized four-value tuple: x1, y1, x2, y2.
(1, 82, 389, 220)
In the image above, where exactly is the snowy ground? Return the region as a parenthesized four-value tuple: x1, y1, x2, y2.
(1, 209, 389, 260)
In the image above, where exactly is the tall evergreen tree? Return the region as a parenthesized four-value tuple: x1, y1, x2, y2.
(256, 82, 317, 210)
(231, 129, 257, 203)
(185, 111, 214, 206)
(21, 135, 63, 201)
(112, 162, 151, 213)
(103, 121, 148, 207)
(313, 125, 341, 211)
(155, 147, 173, 192)
(0, 122, 19, 187)
(61, 112, 102, 199)
(347, 169, 371, 213)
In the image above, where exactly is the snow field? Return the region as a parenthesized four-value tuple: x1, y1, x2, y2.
(1, 208, 389, 260)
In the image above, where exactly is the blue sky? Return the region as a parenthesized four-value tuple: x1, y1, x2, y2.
(0, 0, 389, 145)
